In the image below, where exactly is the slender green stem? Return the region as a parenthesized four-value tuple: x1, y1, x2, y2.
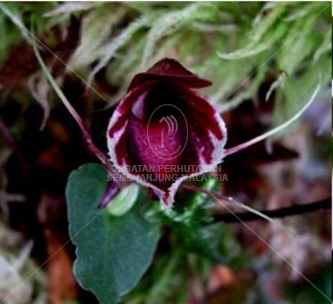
(224, 82, 320, 157)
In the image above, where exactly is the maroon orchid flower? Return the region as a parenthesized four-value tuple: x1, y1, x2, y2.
(107, 58, 227, 208)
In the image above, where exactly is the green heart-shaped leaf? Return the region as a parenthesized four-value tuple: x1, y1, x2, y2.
(66, 163, 160, 304)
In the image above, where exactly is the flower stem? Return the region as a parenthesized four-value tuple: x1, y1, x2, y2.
(32, 35, 119, 183)
(183, 184, 331, 222)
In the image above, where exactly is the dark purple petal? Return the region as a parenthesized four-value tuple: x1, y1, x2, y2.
(107, 59, 227, 208)
(128, 58, 211, 91)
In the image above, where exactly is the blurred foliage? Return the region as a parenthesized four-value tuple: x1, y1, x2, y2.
(285, 264, 332, 304)
(0, 222, 46, 304)
(0, 2, 331, 304)
(0, 2, 330, 115)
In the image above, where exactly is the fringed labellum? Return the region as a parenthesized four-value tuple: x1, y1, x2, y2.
(107, 58, 227, 208)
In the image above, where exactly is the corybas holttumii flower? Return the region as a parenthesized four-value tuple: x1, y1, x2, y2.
(107, 58, 227, 208)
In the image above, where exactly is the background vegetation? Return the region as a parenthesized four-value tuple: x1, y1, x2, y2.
(0, 2, 331, 304)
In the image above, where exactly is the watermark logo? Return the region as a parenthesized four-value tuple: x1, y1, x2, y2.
(107, 165, 229, 182)
(147, 104, 188, 160)
(159, 115, 178, 148)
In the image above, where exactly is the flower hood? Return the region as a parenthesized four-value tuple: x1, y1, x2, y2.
(107, 58, 227, 208)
